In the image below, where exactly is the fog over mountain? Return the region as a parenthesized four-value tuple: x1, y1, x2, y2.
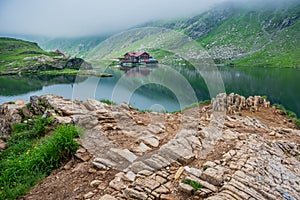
(0, 0, 296, 38)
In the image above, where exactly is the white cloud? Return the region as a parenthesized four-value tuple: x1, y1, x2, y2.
(0, 0, 221, 37)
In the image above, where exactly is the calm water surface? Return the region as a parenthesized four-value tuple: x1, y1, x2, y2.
(0, 65, 299, 115)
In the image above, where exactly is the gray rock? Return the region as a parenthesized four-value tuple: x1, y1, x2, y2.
(186, 175, 218, 192)
(130, 161, 154, 173)
(110, 148, 137, 163)
(0, 139, 7, 150)
(53, 116, 73, 124)
(124, 171, 136, 182)
(83, 191, 94, 199)
(179, 182, 194, 194)
(141, 136, 160, 148)
(90, 180, 101, 187)
(201, 167, 224, 186)
(188, 167, 203, 177)
(136, 142, 151, 153)
(99, 194, 117, 200)
(124, 188, 148, 200)
(92, 161, 107, 170)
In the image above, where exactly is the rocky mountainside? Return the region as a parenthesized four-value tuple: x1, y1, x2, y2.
(142, 1, 300, 67)
(1, 93, 299, 199)
(0, 37, 92, 75)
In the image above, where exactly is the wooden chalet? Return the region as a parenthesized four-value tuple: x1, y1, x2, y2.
(121, 52, 158, 66)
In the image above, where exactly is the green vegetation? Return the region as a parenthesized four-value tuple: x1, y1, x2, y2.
(0, 37, 62, 72)
(126, 3, 300, 68)
(100, 99, 117, 105)
(183, 100, 211, 111)
(261, 95, 268, 100)
(39, 35, 108, 58)
(187, 4, 300, 68)
(273, 103, 300, 128)
(182, 179, 203, 191)
(295, 119, 300, 129)
(0, 38, 102, 77)
(0, 117, 80, 200)
(34, 69, 112, 77)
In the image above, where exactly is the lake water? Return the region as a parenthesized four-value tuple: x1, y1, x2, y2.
(0, 65, 299, 116)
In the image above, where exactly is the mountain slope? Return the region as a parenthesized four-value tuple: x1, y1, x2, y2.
(38, 35, 109, 58)
(0, 37, 91, 74)
(137, 2, 300, 67)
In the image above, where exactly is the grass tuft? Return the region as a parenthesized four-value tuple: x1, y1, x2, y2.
(99, 99, 117, 105)
(182, 179, 203, 191)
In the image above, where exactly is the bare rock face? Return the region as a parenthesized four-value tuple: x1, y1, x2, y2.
(0, 139, 7, 150)
(0, 101, 24, 138)
(212, 93, 270, 113)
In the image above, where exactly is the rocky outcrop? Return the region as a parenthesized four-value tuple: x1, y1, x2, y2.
(1, 94, 299, 200)
(0, 100, 25, 138)
(28, 57, 92, 72)
(212, 93, 270, 113)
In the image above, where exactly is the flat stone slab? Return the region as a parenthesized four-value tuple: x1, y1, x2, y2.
(110, 148, 137, 163)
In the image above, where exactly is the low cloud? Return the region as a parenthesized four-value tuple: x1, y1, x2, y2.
(0, 0, 294, 38)
(0, 0, 223, 37)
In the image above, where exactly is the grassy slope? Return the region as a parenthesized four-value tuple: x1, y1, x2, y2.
(0, 117, 80, 200)
(0, 37, 61, 72)
(196, 5, 300, 67)
(127, 3, 300, 68)
(38, 35, 109, 58)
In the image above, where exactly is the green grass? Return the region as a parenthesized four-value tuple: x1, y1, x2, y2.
(295, 119, 300, 128)
(182, 179, 203, 191)
(273, 103, 300, 128)
(99, 99, 117, 105)
(149, 4, 300, 68)
(183, 100, 211, 111)
(33, 69, 112, 77)
(0, 117, 80, 200)
(0, 37, 63, 72)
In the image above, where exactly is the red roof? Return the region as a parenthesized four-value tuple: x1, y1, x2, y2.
(125, 52, 149, 57)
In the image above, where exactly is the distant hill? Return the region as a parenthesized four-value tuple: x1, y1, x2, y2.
(38, 36, 109, 58)
(0, 37, 91, 75)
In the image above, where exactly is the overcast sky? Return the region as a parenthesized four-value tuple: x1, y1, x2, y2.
(0, 0, 226, 38)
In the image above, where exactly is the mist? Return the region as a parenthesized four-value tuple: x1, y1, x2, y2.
(0, 0, 297, 38)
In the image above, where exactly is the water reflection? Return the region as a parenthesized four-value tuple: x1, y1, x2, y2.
(0, 74, 87, 103)
(0, 66, 299, 116)
(120, 64, 158, 77)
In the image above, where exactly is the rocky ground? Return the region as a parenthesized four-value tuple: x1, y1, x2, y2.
(0, 93, 299, 200)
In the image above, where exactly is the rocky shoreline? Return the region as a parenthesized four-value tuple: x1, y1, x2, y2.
(0, 94, 299, 200)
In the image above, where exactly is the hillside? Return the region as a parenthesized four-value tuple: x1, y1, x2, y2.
(0, 37, 92, 75)
(89, 1, 300, 68)
(38, 35, 109, 58)
(149, 1, 300, 67)
(22, 2, 300, 68)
